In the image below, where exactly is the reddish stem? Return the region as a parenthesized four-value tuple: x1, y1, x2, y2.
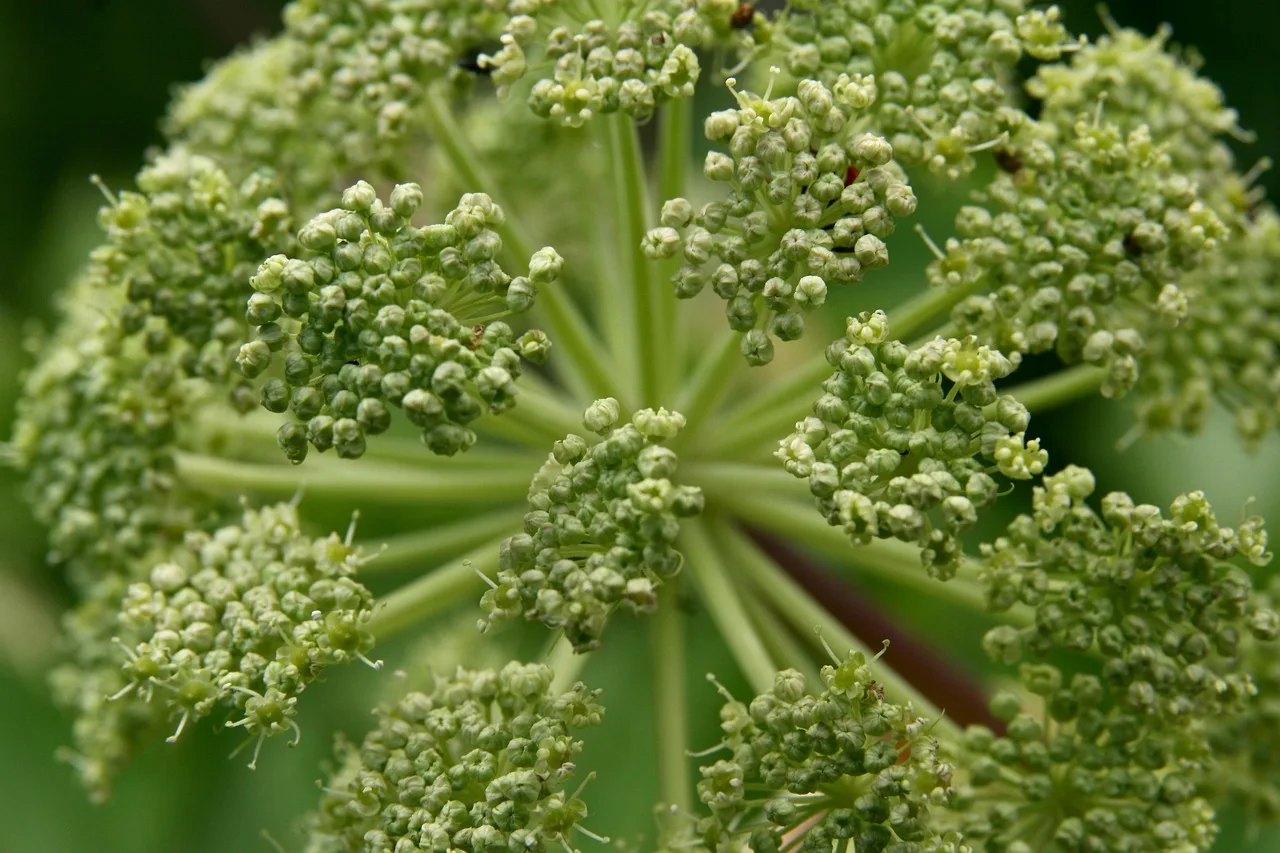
(746, 528, 1002, 731)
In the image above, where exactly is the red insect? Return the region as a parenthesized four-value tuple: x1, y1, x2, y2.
(730, 3, 755, 29)
(844, 166, 860, 186)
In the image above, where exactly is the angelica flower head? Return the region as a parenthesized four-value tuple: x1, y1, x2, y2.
(7, 0, 1280, 851)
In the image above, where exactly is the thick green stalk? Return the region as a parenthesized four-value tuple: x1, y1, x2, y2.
(547, 634, 590, 694)
(675, 328, 744, 439)
(887, 281, 980, 344)
(698, 351, 829, 460)
(740, 587, 824, 688)
(362, 507, 525, 575)
(504, 381, 587, 443)
(368, 540, 500, 639)
(709, 518, 961, 738)
(657, 99, 691, 227)
(420, 87, 616, 401)
(174, 452, 531, 505)
(1004, 364, 1106, 413)
(603, 112, 662, 405)
(681, 519, 777, 694)
(650, 582, 692, 812)
(688, 461, 807, 502)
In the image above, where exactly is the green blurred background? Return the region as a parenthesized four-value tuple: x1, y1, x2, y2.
(1, 1, 1278, 851)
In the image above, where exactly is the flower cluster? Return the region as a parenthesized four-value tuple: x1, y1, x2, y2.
(1207, 574, 1280, 825)
(647, 75, 918, 364)
(930, 116, 1226, 397)
(304, 662, 604, 853)
(164, 40, 340, 208)
(480, 399, 703, 651)
(113, 502, 375, 762)
(1028, 21, 1249, 220)
(777, 310, 1046, 577)
(10, 299, 194, 579)
(950, 674, 1219, 853)
(46, 502, 374, 799)
(92, 149, 292, 385)
(1126, 210, 1280, 442)
(770, 0, 1056, 178)
(238, 183, 559, 462)
(697, 649, 959, 853)
(282, 0, 504, 150)
(485, 3, 708, 127)
(979, 465, 1277, 720)
(11, 149, 293, 578)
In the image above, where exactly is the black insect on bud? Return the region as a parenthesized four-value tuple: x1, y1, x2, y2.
(994, 148, 1023, 174)
(730, 3, 756, 29)
(456, 46, 495, 77)
(1122, 230, 1144, 257)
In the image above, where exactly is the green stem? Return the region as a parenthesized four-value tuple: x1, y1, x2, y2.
(362, 507, 524, 575)
(681, 519, 777, 694)
(887, 282, 977, 344)
(698, 352, 829, 461)
(1004, 364, 1106, 413)
(656, 99, 691, 398)
(657, 99, 691, 225)
(420, 87, 616, 402)
(700, 282, 983, 461)
(702, 484, 1031, 625)
(368, 540, 500, 639)
(651, 581, 692, 812)
(174, 452, 531, 505)
(675, 328, 744, 441)
(547, 634, 591, 694)
(708, 518, 960, 737)
(193, 409, 540, 469)
(603, 112, 660, 405)
(506, 382, 585, 443)
(740, 586, 824, 688)
(688, 461, 806, 502)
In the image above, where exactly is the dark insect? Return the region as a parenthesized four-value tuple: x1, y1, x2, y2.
(844, 166, 860, 186)
(730, 2, 755, 29)
(1122, 230, 1144, 257)
(456, 46, 494, 77)
(994, 148, 1023, 174)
